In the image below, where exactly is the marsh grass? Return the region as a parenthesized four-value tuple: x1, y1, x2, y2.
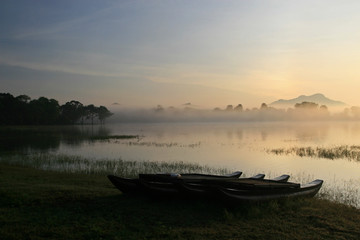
(89, 135, 140, 141)
(120, 141, 201, 148)
(317, 178, 360, 208)
(268, 145, 360, 161)
(0, 153, 228, 177)
(89, 136, 202, 148)
(2, 153, 360, 208)
(87, 133, 201, 148)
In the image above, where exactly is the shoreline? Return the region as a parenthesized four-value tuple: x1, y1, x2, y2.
(1, 163, 360, 239)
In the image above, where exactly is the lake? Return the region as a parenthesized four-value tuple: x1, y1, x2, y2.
(2, 121, 360, 207)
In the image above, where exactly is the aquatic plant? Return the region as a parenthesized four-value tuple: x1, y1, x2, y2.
(268, 145, 360, 161)
(89, 135, 140, 141)
(0, 153, 227, 177)
(119, 141, 201, 148)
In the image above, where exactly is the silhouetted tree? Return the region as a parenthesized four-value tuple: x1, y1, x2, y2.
(98, 106, 113, 124)
(226, 105, 233, 111)
(16, 94, 31, 103)
(0, 93, 18, 124)
(0, 93, 113, 125)
(84, 104, 98, 125)
(260, 103, 268, 110)
(294, 102, 318, 110)
(60, 100, 84, 124)
(154, 105, 164, 112)
(234, 104, 243, 112)
(28, 97, 60, 124)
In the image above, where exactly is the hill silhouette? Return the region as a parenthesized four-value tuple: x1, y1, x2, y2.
(270, 93, 347, 109)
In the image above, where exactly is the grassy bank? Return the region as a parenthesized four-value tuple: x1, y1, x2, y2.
(1, 164, 360, 239)
(0, 153, 230, 176)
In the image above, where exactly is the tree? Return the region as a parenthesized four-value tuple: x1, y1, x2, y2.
(28, 97, 60, 124)
(260, 103, 268, 110)
(0, 93, 18, 124)
(98, 106, 113, 124)
(234, 104, 243, 112)
(16, 94, 31, 103)
(225, 105, 233, 111)
(320, 105, 328, 111)
(84, 104, 98, 125)
(60, 100, 84, 124)
(294, 102, 318, 110)
(0, 92, 113, 125)
(154, 105, 164, 112)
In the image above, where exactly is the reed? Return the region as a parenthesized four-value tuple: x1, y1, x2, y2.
(89, 135, 139, 140)
(0, 153, 228, 177)
(119, 141, 201, 148)
(268, 145, 360, 161)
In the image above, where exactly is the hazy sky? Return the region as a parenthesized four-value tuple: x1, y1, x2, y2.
(1, 0, 360, 108)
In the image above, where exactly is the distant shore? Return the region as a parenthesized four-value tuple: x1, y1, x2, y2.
(1, 163, 360, 239)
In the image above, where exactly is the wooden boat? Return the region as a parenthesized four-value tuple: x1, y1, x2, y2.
(138, 171, 242, 182)
(107, 175, 139, 193)
(177, 174, 268, 195)
(107, 173, 289, 194)
(107, 171, 242, 194)
(250, 174, 265, 179)
(108, 173, 323, 202)
(271, 174, 290, 182)
(218, 179, 323, 202)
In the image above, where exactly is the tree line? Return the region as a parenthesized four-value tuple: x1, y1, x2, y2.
(0, 93, 113, 125)
(212, 101, 329, 112)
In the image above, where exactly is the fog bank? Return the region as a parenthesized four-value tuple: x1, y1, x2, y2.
(108, 104, 359, 123)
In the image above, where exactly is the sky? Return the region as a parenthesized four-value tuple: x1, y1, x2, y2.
(1, 0, 360, 109)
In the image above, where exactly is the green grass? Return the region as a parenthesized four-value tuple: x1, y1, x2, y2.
(1, 164, 360, 239)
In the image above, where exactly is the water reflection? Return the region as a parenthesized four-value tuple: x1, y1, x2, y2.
(3, 122, 360, 154)
(0, 126, 111, 153)
(293, 124, 329, 143)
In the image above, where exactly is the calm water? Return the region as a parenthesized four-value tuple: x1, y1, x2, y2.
(59, 122, 360, 179)
(2, 122, 360, 206)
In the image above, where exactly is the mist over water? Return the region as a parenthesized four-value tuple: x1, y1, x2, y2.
(108, 104, 356, 123)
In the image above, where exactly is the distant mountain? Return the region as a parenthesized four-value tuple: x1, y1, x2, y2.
(270, 93, 347, 108)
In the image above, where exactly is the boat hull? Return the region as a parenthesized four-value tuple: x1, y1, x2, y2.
(108, 174, 323, 202)
(218, 180, 323, 202)
(107, 171, 242, 194)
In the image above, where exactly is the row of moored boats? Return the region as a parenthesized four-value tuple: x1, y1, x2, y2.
(108, 171, 323, 202)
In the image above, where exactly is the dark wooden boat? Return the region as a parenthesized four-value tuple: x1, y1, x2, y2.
(270, 174, 290, 182)
(138, 171, 242, 182)
(250, 173, 265, 179)
(107, 175, 140, 193)
(218, 179, 323, 201)
(108, 173, 323, 202)
(177, 173, 268, 195)
(107, 171, 242, 194)
(176, 174, 296, 196)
